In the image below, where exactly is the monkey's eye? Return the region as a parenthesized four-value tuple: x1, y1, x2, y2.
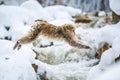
(72, 29, 75, 35)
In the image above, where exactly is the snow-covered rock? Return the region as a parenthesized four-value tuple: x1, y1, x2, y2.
(94, 22, 120, 49)
(98, 48, 115, 70)
(0, 40, 36, 80)
(48, 19, 74, 26)
(99, 35, 120, 70)
(44, 5, 81, 18)
(87, 22, 120, 80)
(109, 0, 120, 15)
(0, 5, 36, 25)
(65, 6, 81, 16)
(94, 64, 120, 80)
(87, 65, 102, 80)
(36, 59, 97, 80)
(20, 0, 43, 10)
(54, 11, 72, 20)
(0, 5, 37, 40)
(20, 0, 53, 21)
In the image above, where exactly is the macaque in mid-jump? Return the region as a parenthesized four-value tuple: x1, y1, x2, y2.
(13, 20, 90, 50)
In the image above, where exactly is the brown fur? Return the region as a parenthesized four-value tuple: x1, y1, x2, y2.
(13, 21, 90, 50)
(95, 43, 111, 59)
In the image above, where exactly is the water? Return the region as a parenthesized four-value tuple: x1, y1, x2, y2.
(41, 0, 110, 12)
(0, 0, 110, 12)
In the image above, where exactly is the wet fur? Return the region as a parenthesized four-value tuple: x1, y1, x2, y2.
(13, 21, 90, 50)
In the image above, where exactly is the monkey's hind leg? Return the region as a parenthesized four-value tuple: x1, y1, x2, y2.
(13, 41, 22, 50)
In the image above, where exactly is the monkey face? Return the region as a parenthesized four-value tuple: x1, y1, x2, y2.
(65, 24, 75, 36)
(59, 24, 76, 40)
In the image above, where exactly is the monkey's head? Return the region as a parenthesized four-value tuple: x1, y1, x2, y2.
(62, 24, 75, 36)
(58, 24, 76, 41)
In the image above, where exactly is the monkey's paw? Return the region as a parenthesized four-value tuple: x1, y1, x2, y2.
(84, 45, 91, 49)
(80, 44, 92, 49)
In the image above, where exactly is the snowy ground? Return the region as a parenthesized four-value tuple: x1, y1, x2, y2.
(0, 0, 120, 80)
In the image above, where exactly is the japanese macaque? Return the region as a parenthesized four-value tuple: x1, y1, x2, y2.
(13, 20, 90, 50)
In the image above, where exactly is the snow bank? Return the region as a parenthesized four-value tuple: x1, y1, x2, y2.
(48, 19, 74, 26)
(94, 64, 120, 80)
(65, 6, 82, 16)
(20, 0, 53, 21)
(54, 11, 72, 20)
(20, 0, 43, 10)
(87, 65, 102, 80)
(0, 40, 36, 80)
(94, 22, 120, 49)
(109, 0, 120, 15)
(44, 5, 81, 18)
(87, 22, 120, 80)
(0, 5, 36, 25)
(0, 5, 37, 40)
(36, 59, 97, 80)
(99, 35, 120, 69)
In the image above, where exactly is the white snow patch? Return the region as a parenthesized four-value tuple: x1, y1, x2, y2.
(0, 40, 36, 80)
(109, 0, 120, 15)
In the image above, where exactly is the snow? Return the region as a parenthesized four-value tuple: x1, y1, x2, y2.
(20, 0, 54, 21)
(87, 22, 120, 80)
(0, 5, 36, 25)
(98, 35, 120, 70)
(94, 22, 120, 49)
(112, 35, 120, 55)
(36, 59, 97, 80)
(0, 1, 120, 80)
(0, 5, 37, 40)
(0, 40, 36, 80)
(98, 48, 115, 70)
(87, 65, 102, 80)
(109, 0, 120, 15)
(88, 63, 120, 80)
(54, 11, 72, 20)
(93, 64, 120, 80)
(44, 5, 82, 17)
(20, 0, 43, 10)
(48, 19, 74, 26)
(98, 11, 106, 17)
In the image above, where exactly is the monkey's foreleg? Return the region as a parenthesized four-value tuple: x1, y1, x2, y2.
(69, 40, 90, 49)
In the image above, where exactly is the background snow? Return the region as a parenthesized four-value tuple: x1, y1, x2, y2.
(109, 0, 120, 15)
(0, 0, 120, 80)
